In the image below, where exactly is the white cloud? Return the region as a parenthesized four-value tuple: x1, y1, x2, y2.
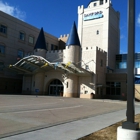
(137, 14, 140, 26)
(0, 0, 26, 20)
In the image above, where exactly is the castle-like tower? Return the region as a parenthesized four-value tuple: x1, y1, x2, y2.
(34, 28, 47, 58)
(63, 22, 81, 97)
(78, 0, 120, 69)
(32, 28, 47, 95)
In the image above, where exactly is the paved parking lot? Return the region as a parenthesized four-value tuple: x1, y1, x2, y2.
(0, 95, 127, 138)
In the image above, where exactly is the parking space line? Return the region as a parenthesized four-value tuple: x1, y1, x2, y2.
(0, 105, 83, 114)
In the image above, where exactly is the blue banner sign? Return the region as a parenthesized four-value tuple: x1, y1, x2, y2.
(84, 11, 103, 21)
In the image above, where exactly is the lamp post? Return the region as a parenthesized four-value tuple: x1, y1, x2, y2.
(122, 0, 139, 130)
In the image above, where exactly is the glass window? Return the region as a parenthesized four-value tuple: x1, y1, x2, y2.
(106, 82, 121, 95)
(100, 0, 103, 5)
(0, 45, 5, 54)
(0, 25, 7, 34)
(28, 36, 34, 44)
(94, 3, 97, 6)
(85, 65, 89, 70)
(0, 62, 4, 71)
(17, 50, 24, 60)
(119, 62, 127, 69)
(97, 30, 99, 35)
(135, 61, 140, 68)
(19, 32, 25, 41)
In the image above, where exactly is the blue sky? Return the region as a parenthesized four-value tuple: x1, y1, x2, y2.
(0, 0, 140, 53)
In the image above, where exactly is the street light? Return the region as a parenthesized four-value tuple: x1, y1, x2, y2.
(122, 0, 139, 130)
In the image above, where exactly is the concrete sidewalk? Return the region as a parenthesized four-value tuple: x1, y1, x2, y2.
(1, 106, 140, 140)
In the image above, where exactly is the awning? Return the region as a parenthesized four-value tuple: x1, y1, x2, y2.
(9, 55, 93, 76)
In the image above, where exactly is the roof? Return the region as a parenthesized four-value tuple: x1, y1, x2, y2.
(8, 55, 92, 76)
(66, 22, 81, 47)
(34, 28, 47, 50)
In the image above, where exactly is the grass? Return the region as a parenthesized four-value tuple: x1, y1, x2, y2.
(79, 114, 140, 140)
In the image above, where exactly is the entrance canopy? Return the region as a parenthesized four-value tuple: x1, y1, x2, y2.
(9, 55, 92, 76)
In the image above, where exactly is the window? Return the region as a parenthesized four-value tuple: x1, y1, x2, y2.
(106, 82, 121, 95)
(67, 82, 68, 88)
(0, 25, 7, 34)
(100, 0, 103, 5)
(97, 30, 99, 35)
(17, 50, 24, 60)
(100, 59, 103, 67)
(85, 65, 89, 70)
(19, 32, 25, 41)
(85, 91, 88, 94)
(51, 44, 54, 50)
(28, 36, 34, 44)
(94, 3, 97, 6)
(0, 62, 4, 71)
(0, 44, 5, 54)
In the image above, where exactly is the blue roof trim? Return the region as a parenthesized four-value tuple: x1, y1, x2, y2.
(66, 22, 81, 47)
(34, 27, 47, 50)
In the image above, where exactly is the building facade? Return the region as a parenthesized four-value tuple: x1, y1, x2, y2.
(1, 0, 138, 100)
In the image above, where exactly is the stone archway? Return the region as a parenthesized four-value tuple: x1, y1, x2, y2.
(48, 79, 63, 96)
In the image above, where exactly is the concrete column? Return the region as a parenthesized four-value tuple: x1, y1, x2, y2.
(34, 72, 45, 95)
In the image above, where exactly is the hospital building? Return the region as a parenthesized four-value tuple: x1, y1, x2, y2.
(0, 0, 140, 100)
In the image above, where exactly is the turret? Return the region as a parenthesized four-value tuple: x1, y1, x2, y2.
(34, 27, 47, 58)
(64, 22, 81, 66)
(63, 22, 81, 98)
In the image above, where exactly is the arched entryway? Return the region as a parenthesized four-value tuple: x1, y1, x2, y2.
(48, 79, 63, 96)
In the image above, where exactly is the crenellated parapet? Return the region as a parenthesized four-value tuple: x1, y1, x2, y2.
(96, 46, 106, 54)
(47, 50, 63, 53)
(46, 50, 64, 62)
(59, 34, 69, 43)
(59, 34, 69, 38)
(78, 5, 84, 14)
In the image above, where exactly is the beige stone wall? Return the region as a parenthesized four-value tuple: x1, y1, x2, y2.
(63, 75, 78, 97)
(135, 85, 140, 100)
(34, 49, 46, 58)
(22, 75, 32, 94)
(78, 0, 120, 69)
(33, 72, 45, 95)
(79, 76, 94, 96)
(96, 47, 107, 86)
(81, 47, 97, 73)
(46, 50, 63, 62)
(63, 45, 81, 64)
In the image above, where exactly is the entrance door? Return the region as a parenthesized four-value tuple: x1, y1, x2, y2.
(48, 79, 63, 96)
